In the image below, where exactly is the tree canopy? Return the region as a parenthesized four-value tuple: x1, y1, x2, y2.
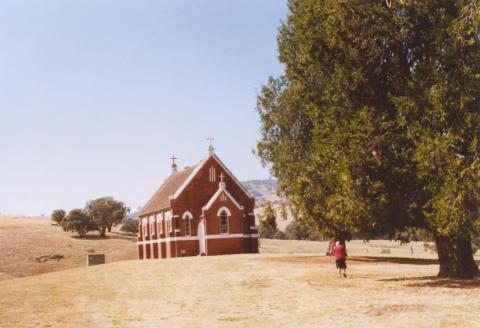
(58, 196, 129, 237)
(259, 202, 283, 239)
(121, 218, 139, 235)
(256, 0, 480, 278)
(61, 209, 96, 237)
(85, 197, 129, 237)
(51, 209, 66, 225)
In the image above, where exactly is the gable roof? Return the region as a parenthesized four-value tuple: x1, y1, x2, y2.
(141, 164, 199, 215)
(172, 153, 254, 200)
(141, 153, 254, 216)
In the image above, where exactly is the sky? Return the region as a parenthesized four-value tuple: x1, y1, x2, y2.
(0, 0, 288, 216)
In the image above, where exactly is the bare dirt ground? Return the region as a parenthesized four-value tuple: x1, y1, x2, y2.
(0, 216, 137, 281)
(1, 217, 479, 327)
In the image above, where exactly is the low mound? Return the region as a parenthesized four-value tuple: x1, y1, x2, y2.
(0, 254, 479, 327)
(0, 216, 137, 280)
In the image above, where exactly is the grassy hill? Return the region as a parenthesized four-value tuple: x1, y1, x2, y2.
(1, 251, 479, 327)
(0, 216, 137, 281)
(2, 215, 479, 327)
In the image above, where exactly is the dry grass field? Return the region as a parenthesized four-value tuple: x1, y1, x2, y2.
(0, 216, 137, 281)
(1, 216, 479, 327)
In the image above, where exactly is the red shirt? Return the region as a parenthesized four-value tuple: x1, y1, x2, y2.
(333, 244, 346, 260)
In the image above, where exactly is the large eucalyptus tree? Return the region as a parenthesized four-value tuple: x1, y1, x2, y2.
(257, 0, 480, 278)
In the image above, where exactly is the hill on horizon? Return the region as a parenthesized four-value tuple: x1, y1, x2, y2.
(242, 179, 279, 208)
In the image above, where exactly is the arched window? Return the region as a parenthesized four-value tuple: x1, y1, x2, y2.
(149, 216, 155, 237)
(183, 212, 192, 236)
(142, 218, 148, 237)
(166, 212, 172, 233)
(157, 213, 163, 235)
(219, 210, 229, 234)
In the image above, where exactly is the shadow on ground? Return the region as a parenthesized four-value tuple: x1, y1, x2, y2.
(269, 255, 441, 266)
(72, 232, 136, 242)
(380, 276, 480, 289)
(349, 256, 439, 265)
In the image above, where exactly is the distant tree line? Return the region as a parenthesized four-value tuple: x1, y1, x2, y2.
(51, 196, 129, 237)
(259, 202, 327, 240)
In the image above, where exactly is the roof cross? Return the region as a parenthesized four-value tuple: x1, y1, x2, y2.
(170, 155, 177, 165)
(207, 137, 215, 155)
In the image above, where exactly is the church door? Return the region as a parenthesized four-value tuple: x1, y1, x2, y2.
(198, 221, 206, 255)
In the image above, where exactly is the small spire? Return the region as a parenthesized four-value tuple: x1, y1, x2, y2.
(207, 137, 215, 156)
(170, 155, 178, 173)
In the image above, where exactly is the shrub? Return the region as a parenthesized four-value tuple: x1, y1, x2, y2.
(284, 221, 310, 240)
(121, 218, 139, 234)
(273, 230, 286, 240)
(51, 209, 66, 225)
(259, 224, 277, 239)
(381, 248, 391, 254)
(284, 221, 325, 241)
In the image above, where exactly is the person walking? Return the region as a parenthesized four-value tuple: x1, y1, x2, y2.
(333, 241, 347, 277)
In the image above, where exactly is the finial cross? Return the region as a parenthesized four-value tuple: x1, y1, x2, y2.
(170, 155, 177, 165)
(207, 137, 215, 146)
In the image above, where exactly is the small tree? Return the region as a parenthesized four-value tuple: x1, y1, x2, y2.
(273, 230, 286, 240)
(85, 197, 129, 237)
(120, 218, 139, 235)
(285, 220, 310, 240)
(61, 209, 96, 237)
(259, 202, 281, 239)
(51, 209, 66, 225)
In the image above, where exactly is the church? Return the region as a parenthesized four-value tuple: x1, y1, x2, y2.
(137, 143, 259, 259)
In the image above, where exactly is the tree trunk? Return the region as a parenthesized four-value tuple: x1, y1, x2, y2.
(435, 236, 451, 277)
(99, 227, 106, 237)
(339, 238, 347, 256)
(435, 236, 479, 278)
(326, 238, 335, 256)
(107, 225, 112, 233)
(449, 239, 479, 278)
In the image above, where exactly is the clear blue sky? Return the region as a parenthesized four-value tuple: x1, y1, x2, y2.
(0, 0, 287, 216)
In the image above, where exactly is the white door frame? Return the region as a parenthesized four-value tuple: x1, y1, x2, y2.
(198, 220, 206, 255)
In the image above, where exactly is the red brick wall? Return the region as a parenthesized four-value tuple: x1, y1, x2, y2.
(138, 154, 258, 259)
(207, 238, 247, 255)
(175, 240, 199, 257)
(152, 243, 159, 259)
(203, 193, 247, 234)
(171, 156, 255, 233)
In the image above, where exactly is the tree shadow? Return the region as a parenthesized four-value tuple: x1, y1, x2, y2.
(379, 276, 480, 289)
(349, 256, 439, 265)
(71, 232, 136, 242)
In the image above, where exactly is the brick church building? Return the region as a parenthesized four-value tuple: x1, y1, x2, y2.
(137, 144, 259, 259)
